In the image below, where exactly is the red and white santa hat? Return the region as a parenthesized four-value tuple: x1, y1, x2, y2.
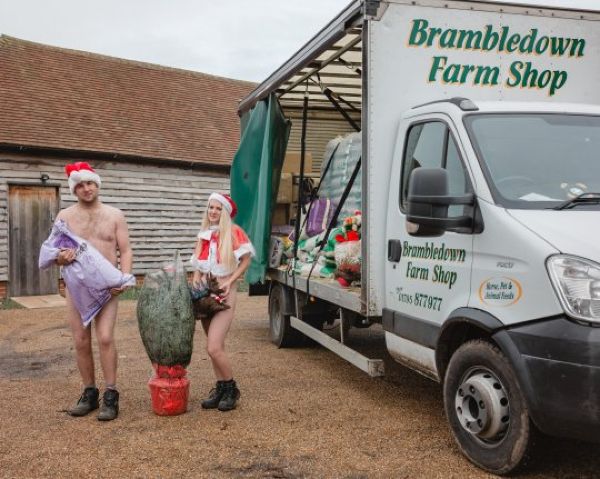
(208, 192, 238, 218)
(65, 162, 101, 194)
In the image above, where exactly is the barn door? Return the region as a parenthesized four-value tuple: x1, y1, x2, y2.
(8, 185, 59, 296)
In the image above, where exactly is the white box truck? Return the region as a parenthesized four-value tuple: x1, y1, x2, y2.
(234, 0, 600, 474)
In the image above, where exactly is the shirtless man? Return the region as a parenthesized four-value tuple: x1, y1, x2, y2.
(56, 162, 132, 421)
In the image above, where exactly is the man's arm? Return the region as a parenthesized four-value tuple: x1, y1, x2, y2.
(54, 210, 76, 265)
(115, 210, 133, 274)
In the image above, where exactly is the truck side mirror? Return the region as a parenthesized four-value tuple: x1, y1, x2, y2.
(406, 167, 474, 237)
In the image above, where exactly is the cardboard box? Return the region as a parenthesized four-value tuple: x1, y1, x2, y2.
(277, 173, 293, 204)
(292, 175, 320, 201)
(272, 203, 291, 226)
(289, 202, 299, 222)
(283, 151, 313, 174)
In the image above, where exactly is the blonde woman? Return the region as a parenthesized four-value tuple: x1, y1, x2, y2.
(190, 192, 255, 411)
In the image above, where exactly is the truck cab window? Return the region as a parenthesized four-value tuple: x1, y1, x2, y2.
(401, 121, 468, 215)
(465, 114, 600, 209)
(401, 122, 445, 208)
(445, 135, 468, 216)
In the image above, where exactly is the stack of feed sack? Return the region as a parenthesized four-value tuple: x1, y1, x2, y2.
(319, 132, 362, 223)
(290, 227, 346, 279)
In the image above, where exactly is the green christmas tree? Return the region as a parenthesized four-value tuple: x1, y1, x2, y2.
(137, 252, 195, 367)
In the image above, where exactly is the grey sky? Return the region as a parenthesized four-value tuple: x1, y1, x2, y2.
(0, 0, 598, 82)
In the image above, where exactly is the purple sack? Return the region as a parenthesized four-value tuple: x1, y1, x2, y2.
(39, 220, 135, 327)
(306, 198, 336, 237)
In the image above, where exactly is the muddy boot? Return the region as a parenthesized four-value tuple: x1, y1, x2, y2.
(97, 389, 119, 421)
(68, 387, 99, 417)
(201, 381, 225, 409)
(218, 380, 240, 412)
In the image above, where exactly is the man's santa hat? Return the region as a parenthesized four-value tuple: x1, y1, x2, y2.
(65, 162, 101, 194)
(208, 192, 237, 218)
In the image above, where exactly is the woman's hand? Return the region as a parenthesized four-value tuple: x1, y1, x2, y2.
(220, 280, 232, 298)
(192, 271, 205, 289)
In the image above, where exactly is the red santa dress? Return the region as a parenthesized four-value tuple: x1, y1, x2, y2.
(189, 224, 255, 277)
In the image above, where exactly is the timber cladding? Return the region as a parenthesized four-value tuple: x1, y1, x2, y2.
(0, 154, 229, 297)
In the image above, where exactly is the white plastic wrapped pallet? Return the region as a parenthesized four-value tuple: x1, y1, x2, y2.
(318, 132, 362, 223)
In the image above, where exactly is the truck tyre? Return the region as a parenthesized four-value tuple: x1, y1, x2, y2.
(269, 283, 301, 348)
(443, 340, 534, 475)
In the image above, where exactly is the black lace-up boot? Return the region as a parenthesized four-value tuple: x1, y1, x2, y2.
(97, 389, 119, 421)
(201, 381, 225, 409)
(217, 380, 240, 412)
(68, 386, 99, 417)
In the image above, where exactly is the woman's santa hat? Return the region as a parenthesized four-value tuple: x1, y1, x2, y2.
(208, 192, 237, 218)
(65, 162, 101, 194)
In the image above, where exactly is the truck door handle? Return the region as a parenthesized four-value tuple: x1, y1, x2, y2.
(388, 239, 402, 262)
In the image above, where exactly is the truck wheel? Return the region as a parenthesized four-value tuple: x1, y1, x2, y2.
(268, 283, 301, 348)
(443, 340, 534, 475)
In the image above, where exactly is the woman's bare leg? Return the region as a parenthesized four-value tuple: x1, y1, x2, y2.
(203, 281, 237, 380)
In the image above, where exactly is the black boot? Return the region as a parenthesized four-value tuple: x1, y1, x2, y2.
(97, 389, 119, 421)
(218, 380, 240, 412)
(68, 386, 99, 417)
(201, 381, 225, 409)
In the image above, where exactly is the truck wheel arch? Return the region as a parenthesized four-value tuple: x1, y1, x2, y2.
(436, 308, 541, 431)
(269, 281, 295, 316)
(268, 282, 302, 347)
(436, 308, 504, 380)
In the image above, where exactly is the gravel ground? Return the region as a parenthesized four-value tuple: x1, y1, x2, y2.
(0, 293, 598, 479)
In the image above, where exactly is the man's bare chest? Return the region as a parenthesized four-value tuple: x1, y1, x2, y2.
(68, 210, 116, 244)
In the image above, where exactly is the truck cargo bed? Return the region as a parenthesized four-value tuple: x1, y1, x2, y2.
(268, 266, 363, 314)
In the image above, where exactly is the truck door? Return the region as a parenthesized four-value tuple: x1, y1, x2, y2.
(384, 118, 474, 371)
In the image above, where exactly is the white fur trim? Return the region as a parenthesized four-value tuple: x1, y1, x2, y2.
(189, 254, 210, 273)
(189, 254, 231, 277)
(197, 229, 213, 240)
(68, 170, 101, 194)
(208, 192, 232, 215)
(190, 238, 254, 277)
(234, 242, 256, 261)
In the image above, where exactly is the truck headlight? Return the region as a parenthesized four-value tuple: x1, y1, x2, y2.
(547, 255, 600, 324)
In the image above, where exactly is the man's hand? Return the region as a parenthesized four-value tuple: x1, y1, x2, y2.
(110, 285, 131, 297)
(56, 248, 76, 266)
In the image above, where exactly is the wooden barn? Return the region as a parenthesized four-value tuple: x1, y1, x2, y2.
(0, 36, 256, 298)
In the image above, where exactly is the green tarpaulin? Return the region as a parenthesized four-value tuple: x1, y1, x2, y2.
(231, 94, 290, 284)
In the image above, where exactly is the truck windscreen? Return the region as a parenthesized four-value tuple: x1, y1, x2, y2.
(464, 113, 600, 209)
